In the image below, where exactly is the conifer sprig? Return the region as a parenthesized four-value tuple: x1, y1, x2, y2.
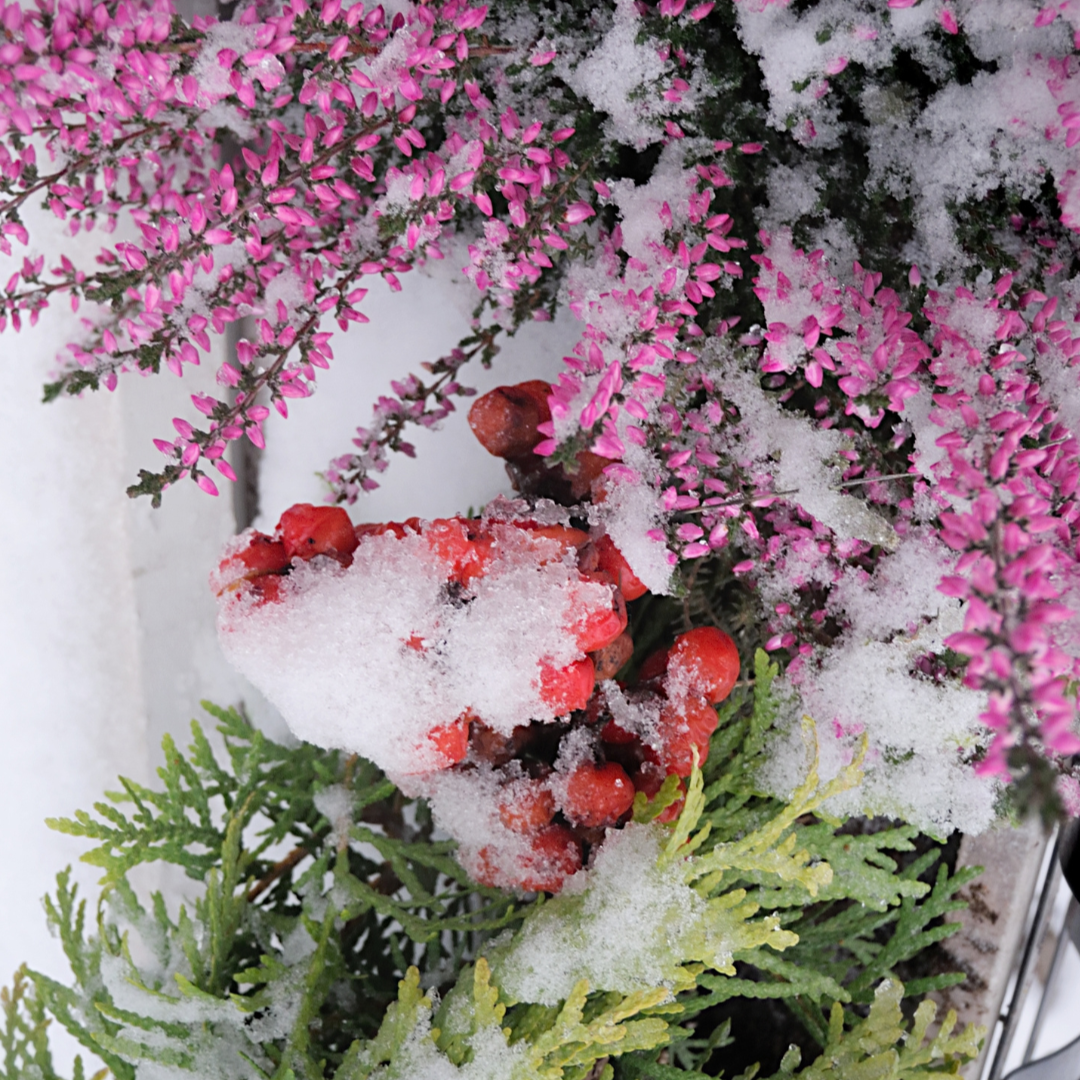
(2, 675, 982, 1079)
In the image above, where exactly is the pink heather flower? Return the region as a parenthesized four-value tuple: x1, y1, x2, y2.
(592, 433, 625, 459)
(564, 202, 596, 224)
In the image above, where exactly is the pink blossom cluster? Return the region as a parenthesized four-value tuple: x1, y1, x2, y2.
(4, 0, 678, 501)
(5, 0, 1080, 808)
(534, 149, 746, 480)
(532, 189, 1080, 796)
(925, 284, 1080, 775)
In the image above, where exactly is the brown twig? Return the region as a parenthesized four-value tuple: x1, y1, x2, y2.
(246, 843, 313, 902)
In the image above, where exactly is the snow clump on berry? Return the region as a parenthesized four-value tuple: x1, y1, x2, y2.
(218, 521, 604, 777)
(494, 823, 706, 1005)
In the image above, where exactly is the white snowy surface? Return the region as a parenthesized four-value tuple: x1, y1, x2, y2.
(0, 219, 149, 1002)
(219, 522, 606, 776)
(0, 199, 277, 1076)
(496, 823, 703, 1005)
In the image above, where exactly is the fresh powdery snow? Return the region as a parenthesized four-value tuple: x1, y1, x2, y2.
(494, 824, 703, 1005)
(713, 359, 898, 549)
(371, 1019, 527, 1080)
(759, 531, 998, 836)
(561, 0, 697, 148)
(218, 523, 607, 779)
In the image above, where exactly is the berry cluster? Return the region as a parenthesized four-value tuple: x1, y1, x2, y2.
(459, 622, 739, 893)
(215, 502, 631, 736)
(214, 380, 738, 892)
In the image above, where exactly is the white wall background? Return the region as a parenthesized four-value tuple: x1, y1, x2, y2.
(0, 203, 577, 1056)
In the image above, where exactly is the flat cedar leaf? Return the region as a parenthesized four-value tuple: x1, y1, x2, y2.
(762, 980, 983, 1079)
(690, 719, 863, 900)
(615, 1052, 713, 1080)
(338, 968, 432, 1079)
(738, 824, 930, 911)
(696, 949, 848, 1005)
(7, 690, 980, 1080)
(524, 983, 674, 1078)
(472, 958, 507, 1031)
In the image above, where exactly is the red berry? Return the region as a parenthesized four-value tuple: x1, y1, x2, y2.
(562, 761, 635, 827)
(215, 531, 289, 593)
(517, 825, 583, 892)
(590, 629, 634, 681)
(593, 534, 648, 600)
(667, 627, 740, 704)
(467, 380, 552, 458)
(498, 781, 556, 833)
(538, 657, 595, 714)
(473, 824, 582, 893)
(516, 523, 591, 561)
(247, 573, 288, 607)
(637, 646, 670, 683)
(421, 713, 471, 770)
(422, 518, 493, 584)
(600, 717, 638, 745)
(570, 571, 627, 653)
(655, 696, 719, 777)
(355, 521, 401, 540)
(568, 449, 610, 500)
(278, 504, 359, 563)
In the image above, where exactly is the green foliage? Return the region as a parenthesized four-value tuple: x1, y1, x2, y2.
(764, 979, 981, 1080)
(20, 704, 523, 1080)
(615, 979, 980, 1080)
(1, 967, 105, 1080)
(1, 676, 981, 1080)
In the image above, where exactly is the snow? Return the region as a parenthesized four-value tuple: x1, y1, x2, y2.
(590, 471, 673, 596)
(712, 357, 898, 548)
(561, 0, 695, 148)
(218, 522, 608, 777)
(254, 271, 576, 528)
(495, 823, 701, 1005)
(758, 531, 999, 837)
(370, 1013, 527, 1080)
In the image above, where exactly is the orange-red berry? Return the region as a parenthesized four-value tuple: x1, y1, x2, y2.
(637, 646, 670, 683)
(538, 657, 596, 714)
(467, 380, 552, 458)
(424, 714, 471, 769)
(590, 630, 634, 681)
(247, 573, 288, 607)
(593, 534, 648, 600)
(562, 761, 635, 827)
(278, 504, 359, 562)
(570, 571, 627, 653)
(497, 781, 556, 833)
(668, 627, 740, 704)
(215, 531, 289, 593)
(473, 824, 582, 892)
(655, 696, 719, 777)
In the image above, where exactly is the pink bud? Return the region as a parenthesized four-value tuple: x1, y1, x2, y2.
(564, 201, 595, 224)
(215, 458, 238, 482)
